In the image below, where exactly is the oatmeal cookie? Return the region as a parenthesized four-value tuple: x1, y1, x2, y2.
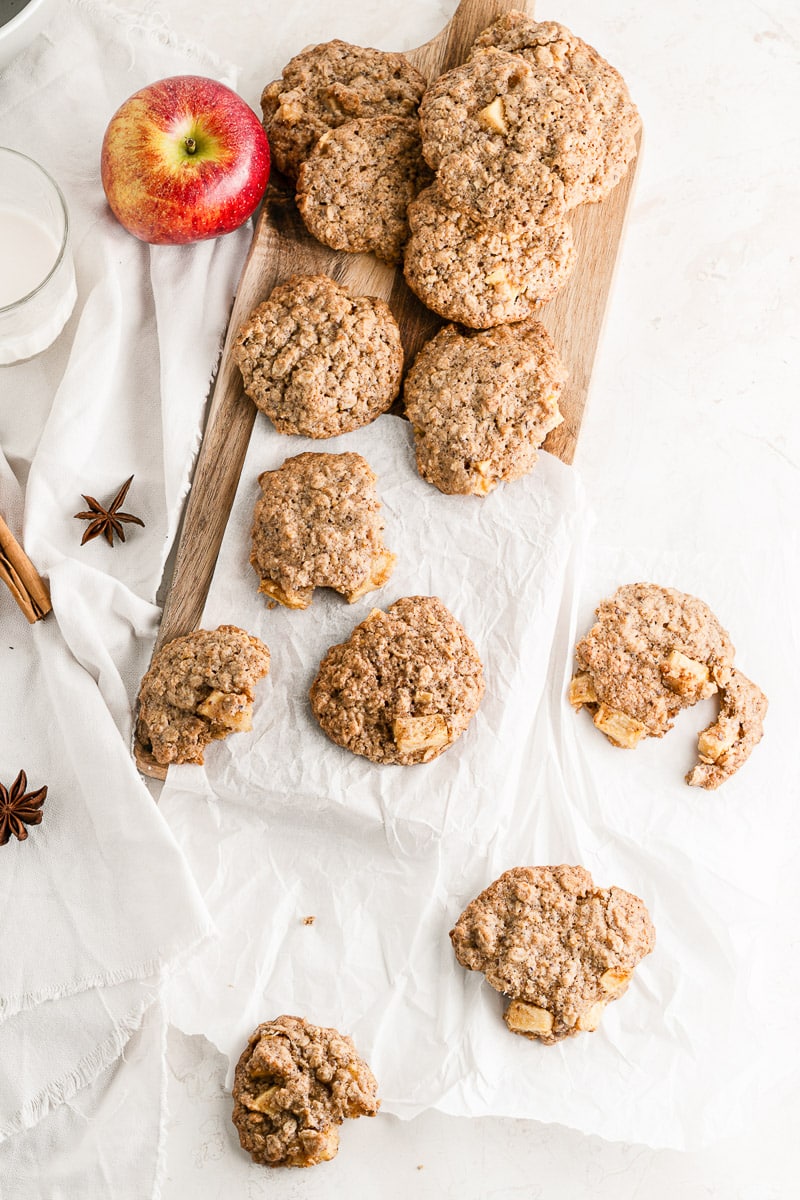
(450, 865, 655, 1044)
(403, 321, 566, 496)
(687, 667, 768, 790)
(250, 451, 396, 609)
(136, 625, 270, 766)
(471, 15, 640, 203)
(569, 583, 737, 749)
(419, 49, 601, 230)
(233, 274, 403, 439)
(403, 184, 576, 328)
(261, 40, 427, 179)
(232, 1015, 379, 1168)
(309, 596, 485, 765)
(296, 116, 431, 264)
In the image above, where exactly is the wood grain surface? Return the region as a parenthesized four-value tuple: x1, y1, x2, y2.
(135, 0, 640, 777)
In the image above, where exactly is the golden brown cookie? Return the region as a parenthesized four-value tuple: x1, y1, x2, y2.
(136, 625, 270, 766)
(233, 274, 403, 438)
(403, 321, 566, 496)
(450, 865, 655, 1044)
(309, 596, 485, 765)
(232, 1015, 379, 1168)
(250, 451, 396, 609)
(261, 39, 426, 179)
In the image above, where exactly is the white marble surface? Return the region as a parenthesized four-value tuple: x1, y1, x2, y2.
(111, 0, 799, 1194)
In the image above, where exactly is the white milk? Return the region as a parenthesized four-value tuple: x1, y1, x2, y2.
(0, 206, 60, 305)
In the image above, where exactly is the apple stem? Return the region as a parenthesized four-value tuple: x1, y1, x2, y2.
(184, 137, 197, 155)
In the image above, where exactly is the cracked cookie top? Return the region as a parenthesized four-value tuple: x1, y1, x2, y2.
(450, 864, 655, 1044)
(234, 274, 403, 439)
(309, 595, 485, 765)
(232, 1015, 379, 1168)
(136, 625, 270, 766)
(250, 451, 396, 609)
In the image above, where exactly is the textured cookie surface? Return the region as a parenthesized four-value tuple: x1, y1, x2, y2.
(419, 49, 599, 230)
(250, 451, 396, 609)
(404, 184, 576, 328)
(403, 321, 566, 495)
(687, 667, 768, 790)
(234, 274, 403, 438)
(569, 583, 737, 747)
(261, 39, 426, 179)
(296, 116, 431, 264)
(232, 1015, 379, 1168)
(309, 596, 485, 765)
(450, 865, 655, 1044)
(136, 625, 270, 766)
(471, 15, 640, 203)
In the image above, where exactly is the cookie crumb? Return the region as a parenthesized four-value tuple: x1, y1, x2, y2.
(303, 916, 316, 926)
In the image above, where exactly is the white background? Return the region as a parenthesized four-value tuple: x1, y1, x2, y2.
(111, 0, 799, 1195)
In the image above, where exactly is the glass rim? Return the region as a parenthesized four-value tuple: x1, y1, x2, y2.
(0, 146, 71, 315)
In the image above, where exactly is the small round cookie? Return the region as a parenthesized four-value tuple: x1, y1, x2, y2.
(233, 274, 403, 439)
(687, 667, 768, 790)
(250, 451, 396, 609)
(403, 184, 576, 328)
(419, 49, 600, 229)
(309, 596, 485, 765)
(403, 322, 566, 496)
(470, 15, 640, 203)
(261, 40, 427, 179)
(136, 625, 270, 766)
(450, 865, 656, 1044)
(232, 1015, 379, 1168)
(296, 116, 432, 264)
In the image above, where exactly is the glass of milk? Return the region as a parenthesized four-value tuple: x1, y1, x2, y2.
(0, 146, 77, 364)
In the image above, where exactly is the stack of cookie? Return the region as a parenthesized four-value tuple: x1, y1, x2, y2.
(406, 14, 641, 328)
(262, 40, 431, 263)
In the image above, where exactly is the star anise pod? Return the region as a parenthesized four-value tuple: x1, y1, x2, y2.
(0, 770, 48, 845)
(74, 475, 145, 547)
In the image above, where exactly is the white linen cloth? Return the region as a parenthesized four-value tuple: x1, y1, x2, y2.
(0, 0, 254, 1168)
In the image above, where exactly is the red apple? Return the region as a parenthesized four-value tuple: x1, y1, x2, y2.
(101, 75, 270, 245)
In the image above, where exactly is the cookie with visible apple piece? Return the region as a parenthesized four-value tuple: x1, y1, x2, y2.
(233, 274, 403, 438)
(450, 865, 655, 1044)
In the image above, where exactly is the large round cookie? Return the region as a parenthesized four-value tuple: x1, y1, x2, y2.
(250, 451, 396, 609)
(419, 49, 600, 230)
(233, 274, 403, 439)
(471, 15, 640, 204)
(403, 184, 576, 328)
(136, 625, 270, 766)
(403, 321, 566, 496)
(309, 596, 485, 765)
(231, 1015, 379, 1168)
(261, 39, 427, 179)
(450, 865, 656, 1044)
(296, 116, 431, 264)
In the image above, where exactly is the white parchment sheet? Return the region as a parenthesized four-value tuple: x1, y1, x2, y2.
(160, 414, 796, 1150)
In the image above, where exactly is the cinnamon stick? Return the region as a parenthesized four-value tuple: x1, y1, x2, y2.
(0, 515, 52, 623)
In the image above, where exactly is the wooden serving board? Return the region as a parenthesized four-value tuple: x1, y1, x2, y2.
(136, 0, 640, 777)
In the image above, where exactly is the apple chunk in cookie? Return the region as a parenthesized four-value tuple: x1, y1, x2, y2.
(569, 582, 767, 787)
(250, 452, 396, 609)
(101, 75, 270, 245)
(450, 865, 655, 1044)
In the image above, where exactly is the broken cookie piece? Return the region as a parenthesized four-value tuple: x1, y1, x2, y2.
(450, 865, 655, 1044)
(136, 625, 270, 766)
(309, 596, 485, 765)
(232, 1015, 379, 1168)
(687, 667, 768, 790)
(250, 452, 396, 609)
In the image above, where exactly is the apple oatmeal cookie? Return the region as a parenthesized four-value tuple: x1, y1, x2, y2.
(232, 1015, 379, 1168)
(136, 625, 270, 766)
(309, 596, 485, 765)
(250, 451, 396, 609)
(233, 274, 403, 438)
(451, 865, 655, 1044)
